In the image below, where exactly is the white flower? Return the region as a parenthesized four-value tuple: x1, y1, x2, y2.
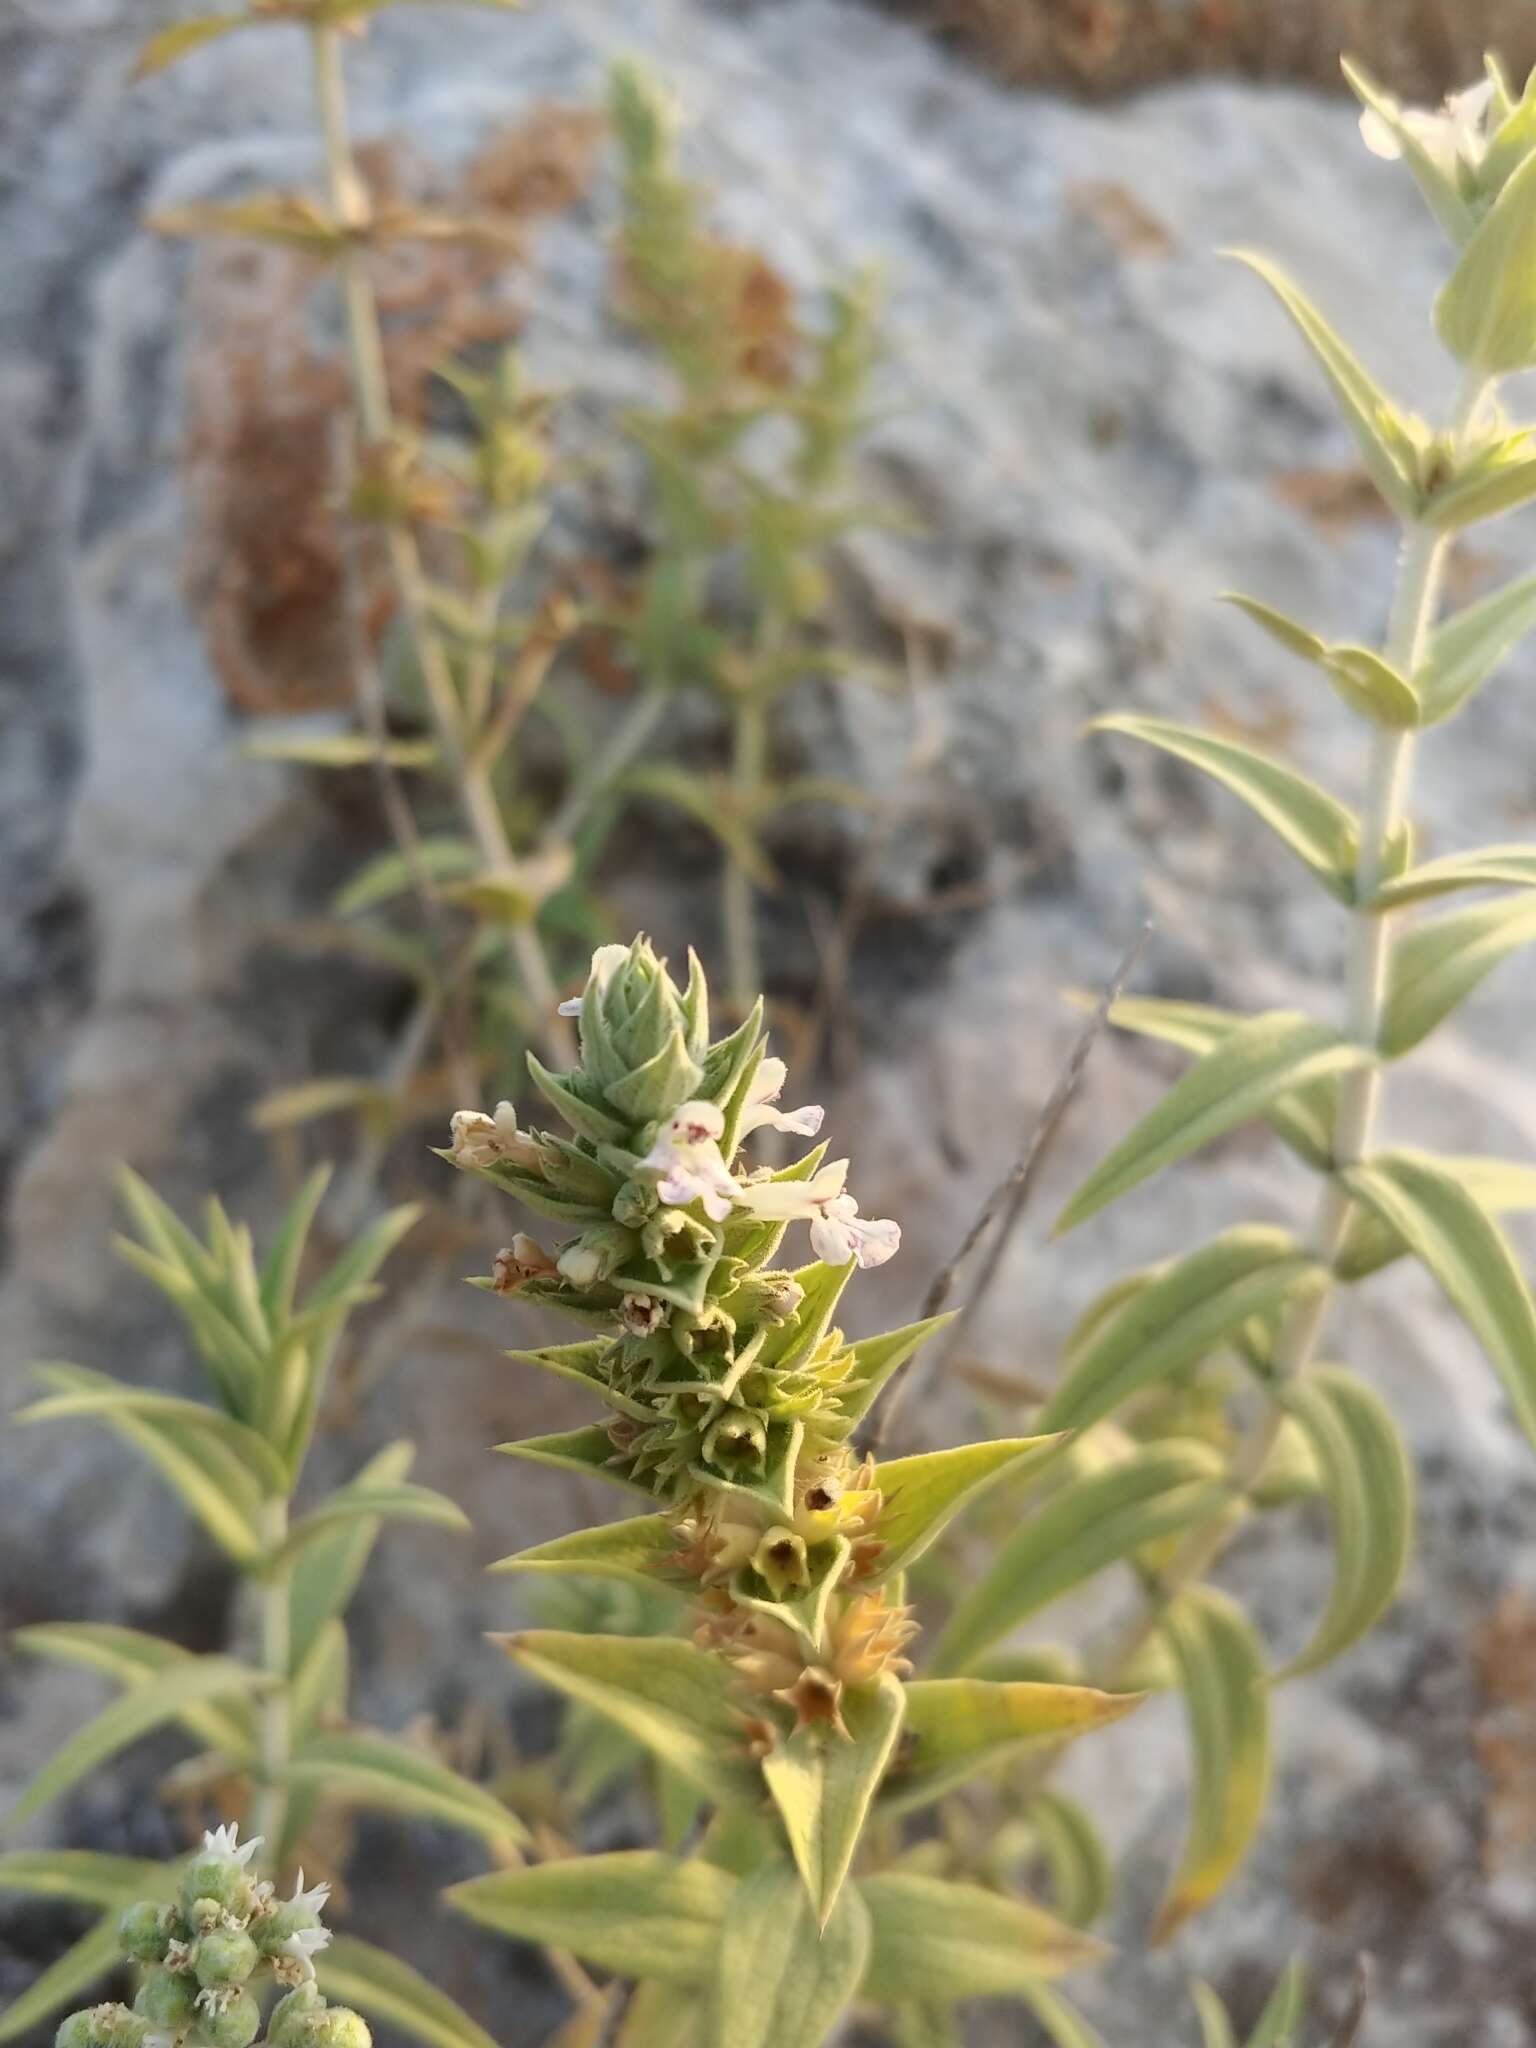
(492, 1235, 557, 1292)
(280, 1925, 332, 1980)
(635, 1100, 742, 1222)
(620, 1292, 668, 1336)
(202, 1823, 262, 1867)
(288, 1869, 332, 1919)
(448, 1100, 530, 1169)
(1361, 77, 1496, 175)
(557, 942, 630, 1017)
(734, 1161, 900, 1269)
(738, 1057, 824, 1139)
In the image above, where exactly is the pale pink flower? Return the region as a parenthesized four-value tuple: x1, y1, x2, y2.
(448, 1100, 527, 1169)
(635, 1100, 741, 1222)
(735, 1160, 899, 1269)
(739, 1056, 824, 1139)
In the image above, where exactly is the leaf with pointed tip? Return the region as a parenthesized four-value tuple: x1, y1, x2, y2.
(502, 1631, 760, 1807)
(1378, 894, 1536, 1055)
(1372, 845, 1536, 909)
(1223, 593, 1326, 666)
(288, 1440, 415, 1668)
(880, 1679, 1141, 1815)
(1229, 250, 1421, 515)
(1038, 1230, 1324, 1435)
(1343, 1151, 1536, 1452)
(0, 1913, 124, 2045)
(447, 1851, 732, 1985)
(1028, 1790, 1114, 1930)
(1343, 59, 1477, 243)
(490, 1512, 677, 1586)
(835, 1312, 957, 1423)
(1192, 1984, 1240, 2048)
(271, 1481, 469, 1568)
(711, 1862, 869, 2048)
(1154, 1588, 1271, 1940)
(0, 1850, 172, 1910)
(762, 1674, 905, 1926)
(1272, 1369, 1414, 1678)
(1091, 716, 1358, 899)
(494, 1425, 653, 1496)
(1018, 1983, 1111, 2048)
(288, 1619, 349, 1742)
(755, 1260, 856, 1375)
(1425, 438, 1536, 529)
(1436, 148, 1536, 372)
(134, 14, 256, 77)
(285, 1731, 527, 1852)
(1336, 1154, 1536, 1278)
(931, 1438, 1232, 1675)
(1083, 994, 1339, 1167)
(1056, 1013, 1371, 1234)
(259, 1164, 333, 1325)
(1226, 598, 1423, 727)
(526, 1054, 628, 1145)
(316, 1936, 501, 2048)
(869, 1437, 1061, 1583)
(12, 1623, 256, 1761)
(858, 1874, 1105, 1999)
(1415, 569, 1536, 724)
(4, 1655, 271, 1831)
(1245, 1962, 1308, 2048)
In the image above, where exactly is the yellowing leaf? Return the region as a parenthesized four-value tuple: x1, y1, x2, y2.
(762, 1674, 905, 1927)
(869, 1436, 1061, 1581)
(447, 1852, 732, 1985)
(490, 1512, 677, 1586)
(881, 1678, 1141, 1815)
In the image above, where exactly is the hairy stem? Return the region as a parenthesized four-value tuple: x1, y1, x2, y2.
(250, 1498, 292, 1869)
(724, 696, 766, 1019)
(308, 24, 573, 1065)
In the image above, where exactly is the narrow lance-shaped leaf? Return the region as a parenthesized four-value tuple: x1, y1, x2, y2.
(14, 1384, 288, 1495)
(447, 1852, 733, 1987)
(317, 1937, 502, 2048)
(284, 1730, 528, 1852)
(931, 1438, 1233, 1676)
(1378, 893, 1536, 1056)
(0, 1850, 173, 1910)
(710, 1861, 870, 2048)
(1154, 1587, 1271, 1940)
(1090, 716, 1359, 899)
(134, 15, 258, 78)
(490, 1511, 679, 1586)
(1272, 1368, 1415, 1678)
(1229, 249, 1421, 515)
(1027, 1789, 1115, 1930)
(857, 1873, 1106, 2000)
(1056, 1013, 1373, 1235)
(1192, 1984, 1240, 2048)
(1017, 1983, 1112, 2048)
(1436, 146, 1536, 373)
(880, 1678, 1142, 1815)
(834, 1312, 957, 1425)
(0, 1914, 124, 2047)
(495, 1424, 656, 1497)
(1224, 595, 1420, 726)
(867, 1436, 1061, 1583)
(270, 1481, 470, 1569)
(1335, 1155, 1536, 1279)
(12, 1623, 257, 1761)
(1414, 568, 1536, 725)
(1245, 1961, 1309, 2048)
(288, 1439, 415, 1669)
(762, 1674, 906, 1927)
(1038, 1229, 1325, 1435)
(1342, 1151, 1536, 1452)
(1371, 845, 1536, 909)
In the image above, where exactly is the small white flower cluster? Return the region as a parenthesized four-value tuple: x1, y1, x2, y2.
(1359, 76, 1498, 176)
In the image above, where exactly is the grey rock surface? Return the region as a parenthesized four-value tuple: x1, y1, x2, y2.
(3, 1, 1536, 2043)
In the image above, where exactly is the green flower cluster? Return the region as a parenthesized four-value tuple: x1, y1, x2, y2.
(55, 1827, 367, 2048)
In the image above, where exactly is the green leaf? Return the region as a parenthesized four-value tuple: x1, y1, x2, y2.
(621, 763, 779, 888)
(1335, 1154, 1536, 1278)
(1318, 645, 1421, 728)
(869, 1437, 1061, 1582)
(494, 1425, 654, 1496)
(1091, 716, 1358, 899)
(288, 1440, 415, 1668)
(1192, 1983, 1240, 2048)
(285, 1731, 527, 1852)
(1085, 994, 1339, 1167)
(1273, 1368, 1414, 1678)
(1372, 845, 1536, 909)
(858, 1874, 1105, 1998)
(762, 1674, 905, 1927)
(12, 1623, 256, 1761)
(931, 1438, 1232, 1675)
(1342, 1151, 1536, 1452)
(1424, 438, 1536, 530)
(317, 1936, 501, 2048)
(1222, 593, 1325, 666)
(1415, 569, 1536, 724)
(490, 1511, 677, 1586)
(710, 1862, 869, 2048)
(834, 1313, 957, 1425)
(618, 1982, 705, 2048)
(289, 1619, 350, 1741)
(501, 1631, 760, 1808)
(260, 1164, 333, 1325)
(0, 1849, 171, 1909)
(273, 1481, 470, 1567)
(1436, 147, 1536, 372)
(881, 1679, 1141, 1815)
(1229, 250, 1420, 516)
(0, 1913, 124, 2045)
(1154, 1588, 1271, 1939)
(23, 1364, 267, 1563)
(1378, 893, 1536, 1055)
(1017, 1983, 1111, 2048)
(1038, 1230, 1324, 1434)
(1056, 1013, 1372, 1234)
(3, 1655, 271, 1831)
(1027, 1790, 1114, 1930)
(1342, 59, 1477, 244)
(250, 1078, 392, 1134)
(447, 1851, 733, 1985)
(16, 1382, 287, 1494)
(1245, 1961, 1308, 2048)
(134, 14, 254, 77)
(335, 836, 478, 916)
(243, 729, 436, 771)
(526, 1054, 629, 1146)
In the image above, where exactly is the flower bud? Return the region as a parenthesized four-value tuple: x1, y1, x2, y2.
(302, 2009, 374, 2048)
(134, 1968, 199, 2033)
(200, 1989, 262, 2048)
(753, 1526, 811, 1599)
(179, 1852, 252, 1923)
(268, 1985, 326, 2048)
(195, 1928, 259, 1989)
(556, 1223, 636, 1289)
(118, 1901, 172, 1963)
(57, 2007, 147, 2048)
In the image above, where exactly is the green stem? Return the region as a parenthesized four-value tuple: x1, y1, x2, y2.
(724, 696, 766, 1020)
(308, 24, 573, 1066)
(543, 681, 670, 849)
(250, 1498, 292, 1870)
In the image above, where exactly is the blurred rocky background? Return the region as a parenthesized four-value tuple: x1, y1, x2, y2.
(4, 1, 1536, 2044)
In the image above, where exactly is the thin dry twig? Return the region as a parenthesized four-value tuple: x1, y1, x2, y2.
(866, 920, 1151, 1452)
(1327, 1956, 1373, 2048)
